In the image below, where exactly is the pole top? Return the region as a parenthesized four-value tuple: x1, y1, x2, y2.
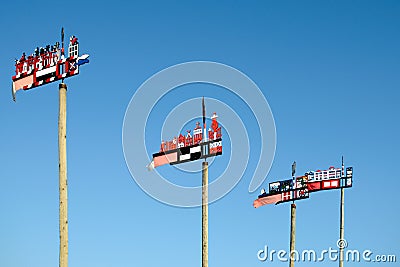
(292, 161, 296, 177)
(59, 83, 67, 89)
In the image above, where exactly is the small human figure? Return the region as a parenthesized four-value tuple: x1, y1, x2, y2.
(20, 52, 26, 62)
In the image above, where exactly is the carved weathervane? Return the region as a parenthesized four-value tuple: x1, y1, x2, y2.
(11, 28, 89, 101)
(148, 97, 222, 169)
(254, 164, 353, 207)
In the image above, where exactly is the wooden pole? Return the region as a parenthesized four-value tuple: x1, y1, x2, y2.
(339, 188, 344, 267)
(59, 83, 68, 267)
(202, 161, 208, 267)
(289, 203, 296, 267)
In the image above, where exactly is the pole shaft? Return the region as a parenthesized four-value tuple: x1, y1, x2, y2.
(202, 162, 208, 267)
(59, 83, 68, 267)
(339, 188, 345, 267)
(289, 203, 296, 267)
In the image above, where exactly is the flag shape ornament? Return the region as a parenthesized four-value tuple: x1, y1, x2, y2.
(76, 54, 90, 66)
(253, 194, 282, 208)
(153, 151, 178, 167)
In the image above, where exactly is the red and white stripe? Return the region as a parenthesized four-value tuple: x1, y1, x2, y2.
(12, 56, 79, 96)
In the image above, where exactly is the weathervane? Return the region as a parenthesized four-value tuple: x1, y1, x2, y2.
(11, 27, 89, 101)
(148, 97, 222, 169)
(11, 28, 89, 267)
(148, 97, 222, 267)
(254, 163, 353, 207)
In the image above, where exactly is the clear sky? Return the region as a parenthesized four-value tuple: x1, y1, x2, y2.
(0, 1, 399, 267)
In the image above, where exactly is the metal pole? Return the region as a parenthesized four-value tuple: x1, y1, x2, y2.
(339, 187, 344, 267)
(289, 203, 296, 267)
(202, 161, 208, 267)
(59, 83, 68, 267)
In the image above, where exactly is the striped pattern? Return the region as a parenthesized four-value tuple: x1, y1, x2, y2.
(152, 138, 222, 167)
(12, 56, 80, 99)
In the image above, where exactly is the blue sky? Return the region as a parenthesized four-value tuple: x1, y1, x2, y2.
(0, 1, 399, 266)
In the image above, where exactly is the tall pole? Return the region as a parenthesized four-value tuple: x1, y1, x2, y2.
(59, 83, 68, 267)
(339, 156, 345, 267)
(202, 161, 208, 267)
(339, 188, 344, 267)
(289, 203, 296, 267)
(289, 161, 296, 267)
